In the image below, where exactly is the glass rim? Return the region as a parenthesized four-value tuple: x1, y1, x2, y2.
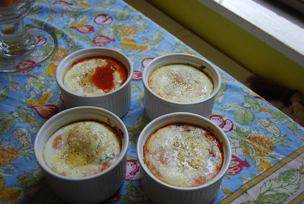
(0, 0, 34, 24)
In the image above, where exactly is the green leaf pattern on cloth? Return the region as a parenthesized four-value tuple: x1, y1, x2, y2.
(0, 114, 16, 135)
(233, 108, 255, 125)
(0, 86, 9, 102)
(242, 166, 304, 204)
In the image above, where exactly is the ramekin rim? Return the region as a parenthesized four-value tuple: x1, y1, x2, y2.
(56, 47, 133, 99)
(142, 53, 222, 105)
(34, 106, 129, 181)
(137, 112, 231, 191)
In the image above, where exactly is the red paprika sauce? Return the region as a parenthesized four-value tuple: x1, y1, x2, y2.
(71, 56, 128, 94)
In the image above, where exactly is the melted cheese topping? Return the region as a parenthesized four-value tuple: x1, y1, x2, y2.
(44, 121, 121, 178)
(148, 64, 213, 103)
(144, 124, 223, 187)
(64, 57, 126, 96)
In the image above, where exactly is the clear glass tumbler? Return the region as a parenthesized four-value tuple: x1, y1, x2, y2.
(0, 0, 56, 72)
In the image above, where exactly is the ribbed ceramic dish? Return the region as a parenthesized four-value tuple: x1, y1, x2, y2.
(143, 54, 221, 120)
(56, 47, 132, 117)
(34, 106, 129, 203)
(137, 112, 231, 204)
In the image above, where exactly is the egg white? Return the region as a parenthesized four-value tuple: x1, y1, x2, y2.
(148, 64, 213, 103)
(44, 121, 121, 178)
(64, 58, 124, 96)
(144, 124, 222, 187)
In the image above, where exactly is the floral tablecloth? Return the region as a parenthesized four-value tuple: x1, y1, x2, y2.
(0, 0, 303, 203)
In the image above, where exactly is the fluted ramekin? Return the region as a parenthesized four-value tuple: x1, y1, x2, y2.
(137, 112, 231, 204)
(143, 54, 221, 120)
(56, 47, 132, 117)
(34, 106, 129, 203)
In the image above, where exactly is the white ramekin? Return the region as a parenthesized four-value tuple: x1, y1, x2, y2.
(34, 106, 129, 203)
(56, 48, 132, 118)
(143, 54, 221, 120)
(137, 112, 231, 204)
